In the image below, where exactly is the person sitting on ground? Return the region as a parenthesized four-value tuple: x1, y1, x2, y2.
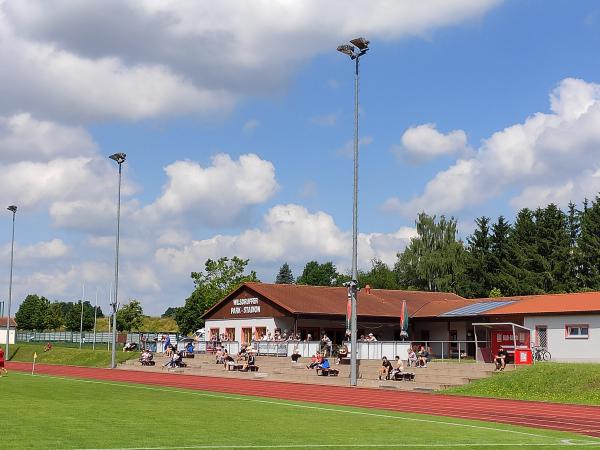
(241, 353, 256, 372)
(316, 357, 330, 372)
(417, 345, 430, 368)
(44, 342, 53, 352)
(291, 348, 301, 363)
(378, 356, 393, 380)
(407, 347, 417, 367)
(390, 355, 404, 379)
(494, 348, 508, 371)
(306, 353, 322, 369)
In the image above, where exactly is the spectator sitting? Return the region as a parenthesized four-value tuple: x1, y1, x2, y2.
(417, 346, 430, 368)
(237, 345, 248, 361)
(407, 347, 417, 367)
(164, 351, 180, 368)
(306, 353, 322, 369)
(390, 356, 404, 379)
(494, 348, 508, 371)
(359, 334, 366, 341)
(317, 357, 330, 371)
(215, 348, 224, 364)
(186, 342, 194, 355)
(222, 349, 234, 368)
(291, 348, 301, 363)
(367, 333, 378, 342)
(336, 344, 349, 364)
(378, 356, 393, 380)
(305, 333, 312, 342)
(241, 353, 256, 372)
(44, 342, 53, 352)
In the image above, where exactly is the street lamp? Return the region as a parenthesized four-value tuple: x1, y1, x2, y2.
(5, 205, 17, 358)
(337, 37, 369, 387)
(109, 152, 126, 368)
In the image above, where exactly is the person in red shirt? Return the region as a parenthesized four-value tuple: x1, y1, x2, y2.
(0, 347, 7, 377)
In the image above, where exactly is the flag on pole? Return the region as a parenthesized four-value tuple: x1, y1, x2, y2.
(400, 300, 409, 340)
(32, 352, 38, 375)
(346, 296, 352, 333)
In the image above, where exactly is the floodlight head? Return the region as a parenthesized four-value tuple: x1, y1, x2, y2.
(337, 44, 356, 59)
(7, 205, 17, 213)
(109, 152, 127, 164)
(350, 37, 369, 51)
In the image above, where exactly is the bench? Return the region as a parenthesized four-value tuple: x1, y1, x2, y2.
(316, 368, 339, 377)
(339, 357, 351, 365)
(227, 363, 244, 371)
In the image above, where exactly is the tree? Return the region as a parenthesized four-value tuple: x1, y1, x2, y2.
(64, 301, 95, 332)
(463, 216, 493, 298)
(275, 262, 295, 284)
(394, 213, 466, 293)
(116, 299, 144, 332)
(488, 216, 519, 295)
(579, 196, 600, 290)
(45, 302, 64, 330)
(296, 261, 339, 286)
(358, 259, 398, 289)
(15, 294, 50, 330)
(175, 257, 259, 335)
(162, 307, 179, 318)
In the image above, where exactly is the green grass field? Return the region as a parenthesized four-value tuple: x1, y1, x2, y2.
(8, 343, 140, 367)
(0, 372, 597, 449)
(446, 362, 600, 406)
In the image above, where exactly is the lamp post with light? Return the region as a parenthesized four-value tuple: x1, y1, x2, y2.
(337, 37, 369, 387)
(108, 152, 126, 368)
(5, 205, 17, 358)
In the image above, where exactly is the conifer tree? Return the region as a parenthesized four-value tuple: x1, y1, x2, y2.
(275, 262, 295, 284)
(579, 196, 600, 290)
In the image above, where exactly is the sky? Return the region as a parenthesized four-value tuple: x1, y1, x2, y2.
(1, 0, 600, 316)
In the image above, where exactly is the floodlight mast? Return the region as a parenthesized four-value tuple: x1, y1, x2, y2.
(4, 205, 17, 358)
(336, 37, 369, 387)
(109, 152, 126, 368)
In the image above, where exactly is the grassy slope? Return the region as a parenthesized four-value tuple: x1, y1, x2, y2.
(9, 343, 139, 367)
(445, 362, 600, 405)
(0, 372, 591, 450)
(94, 315, 178, 332)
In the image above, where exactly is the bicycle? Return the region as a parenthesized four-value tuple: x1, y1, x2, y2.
(532, 345, 551, 361)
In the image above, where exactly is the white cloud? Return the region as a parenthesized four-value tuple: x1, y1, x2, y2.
(141, 153, 279, 226)
(395, 123, 470, 162)
(155, 203, 414, 277)
(0, 0, 500, 122)
(0, 239, 69, 266)
(385, 78, 600, 217)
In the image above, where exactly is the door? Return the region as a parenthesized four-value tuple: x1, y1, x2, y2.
(225, 328, 236, 342)
(536, 326, 548, 348)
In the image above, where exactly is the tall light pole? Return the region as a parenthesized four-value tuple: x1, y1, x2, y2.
(5, 205, 17, 358)
(337, 37, 369, 387)
(109, 152, 126, 368)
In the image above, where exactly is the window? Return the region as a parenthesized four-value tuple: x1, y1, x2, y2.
(565, 324, 589, 339)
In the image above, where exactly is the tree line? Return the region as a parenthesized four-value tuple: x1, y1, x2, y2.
(14, 294, 145, 332)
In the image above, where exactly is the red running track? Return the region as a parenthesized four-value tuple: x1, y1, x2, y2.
(8, 361, 600, 438)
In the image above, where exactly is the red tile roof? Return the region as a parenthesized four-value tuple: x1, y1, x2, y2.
(0, 317, 17, 327)
(483, 292, 600, 315)
(211, 282, 471, 319)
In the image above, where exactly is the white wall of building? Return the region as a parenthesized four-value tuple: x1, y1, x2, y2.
(524, 315, 600, 362)
(0, 329, 15, 345)
(204, 318, 282, 343)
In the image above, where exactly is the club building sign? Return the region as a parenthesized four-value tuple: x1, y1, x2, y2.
(231, 297, 261, 315)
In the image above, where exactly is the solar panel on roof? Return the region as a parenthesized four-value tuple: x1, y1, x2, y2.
(439, 301, 514, 317)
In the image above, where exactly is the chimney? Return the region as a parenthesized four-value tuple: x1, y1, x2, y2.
(364, 284, 371, 295)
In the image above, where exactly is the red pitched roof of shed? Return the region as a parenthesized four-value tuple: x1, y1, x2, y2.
(0, 317, 17, 327)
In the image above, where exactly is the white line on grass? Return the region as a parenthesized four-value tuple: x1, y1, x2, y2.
(12, 372, 600, 448)
(72, 443, 600, 450)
